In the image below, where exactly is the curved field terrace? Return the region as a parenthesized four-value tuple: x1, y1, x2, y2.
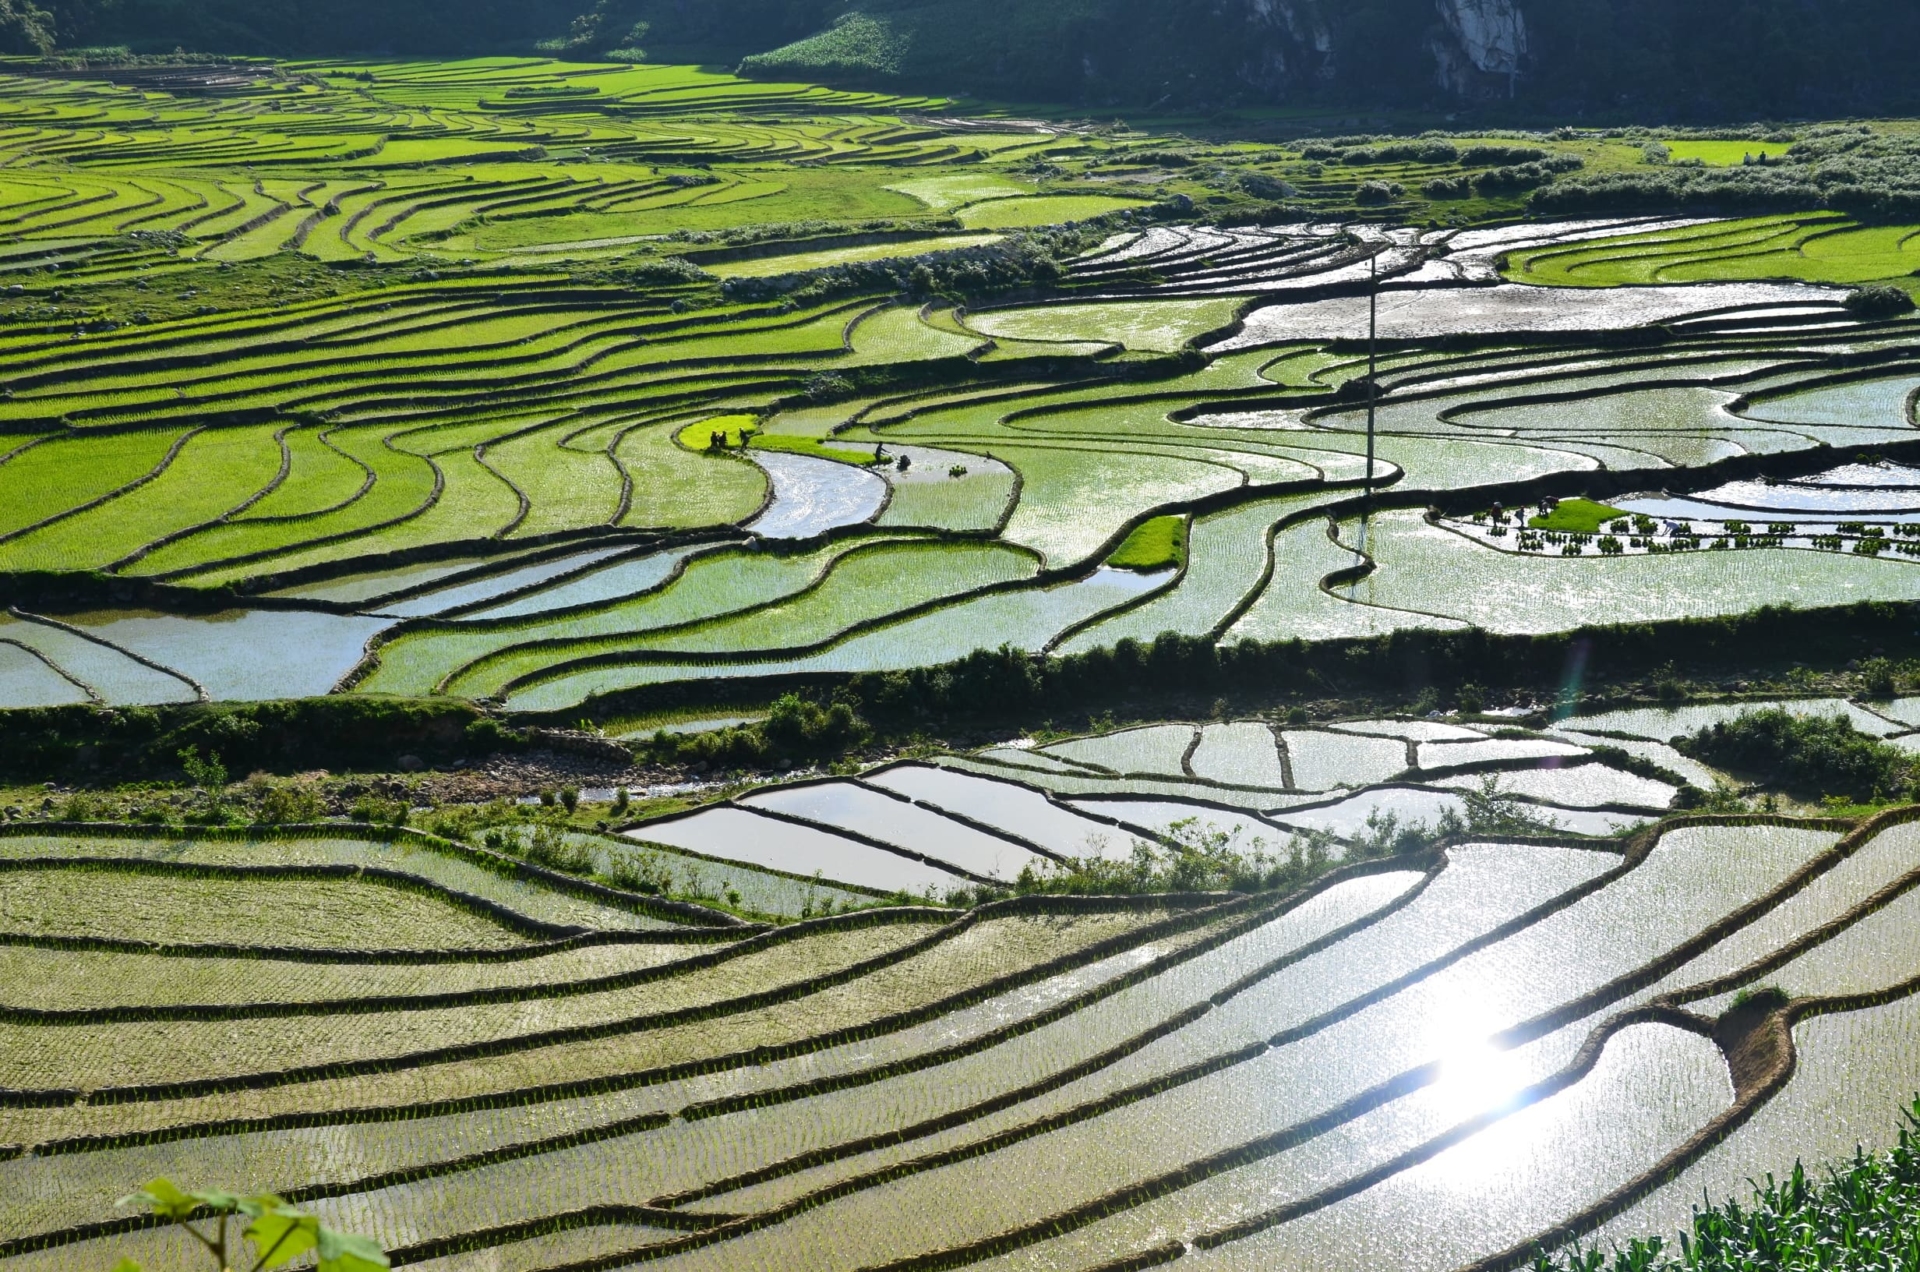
(6, 54, 1920, 1272)
(0, 66, 1909, 711)
(8, 711, 1920, 1270)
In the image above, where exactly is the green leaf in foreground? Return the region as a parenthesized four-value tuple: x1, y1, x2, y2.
(241, 1196, 319, 1269)
(115, 1177, 387, 1271)
(118, 1178, 199, 1221)
(317, 1228, 391, 1272)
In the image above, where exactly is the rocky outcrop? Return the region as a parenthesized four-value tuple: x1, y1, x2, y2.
(1430, 0, 1529, 97)
(1236, 0, 1338, 88)
(1212, 0, 1530, 102)
(706, 0, 1541, 106)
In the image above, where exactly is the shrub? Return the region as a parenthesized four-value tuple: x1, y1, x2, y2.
(722, 224, 1104, 307)
(1844, 284, 1917, 317)
(762, 693, 868, 755)
(605, 850, 676, 895)
(177, 744, 228, 792)
(520, 819, 594, 873)
(349, 795, 409, 827)
(1675, 708, 1910, 799)
(1474, 157, 1584, 194)
(1455, 774, 1563, 835)
(605, 255, 711, 287)
(1461, 144, 1548, 166)
(1013, 816, 1338, 897)
(1354, 181, 1404, 204)
(251, 776, 324, 825)
(1238, 172, 1296, 200)
(1341, 141, 1459, 165)
(1859, 657, 1900, 698)
(640, 693, 871, 769)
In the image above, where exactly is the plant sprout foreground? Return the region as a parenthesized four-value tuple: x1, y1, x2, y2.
(116, 1179, 386, 1272)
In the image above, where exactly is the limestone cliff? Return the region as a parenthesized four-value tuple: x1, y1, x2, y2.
(1429, 0, 1529, 97)
(648, 0, 1920, 117)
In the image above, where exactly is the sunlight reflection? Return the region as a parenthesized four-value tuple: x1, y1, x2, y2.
(1420, 982, 1533, 1126)
(1433, 1036, 1532, 1122)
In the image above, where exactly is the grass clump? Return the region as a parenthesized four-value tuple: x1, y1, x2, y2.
(1107, 515, 1188, 572)
(1729, 984, 1791, 1012)
(1674, 708, 1911, 801)
(1529, 498, 1631, 534)
(1533, 1098, 1920, 1272)
(1012, 775, 1561, 898)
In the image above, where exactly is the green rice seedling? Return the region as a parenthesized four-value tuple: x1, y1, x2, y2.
(1106, 514, 1189, 572)
(957, 194, 1150, 229)
(968, 298, 1241, 353)
(1528, 498, 1632, 534)
(362, 541, 853, 696)
(0, 422, 287, 572)
(0, 428, 187, 540)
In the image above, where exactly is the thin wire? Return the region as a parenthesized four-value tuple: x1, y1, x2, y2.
(1365, 246, 1378, 512)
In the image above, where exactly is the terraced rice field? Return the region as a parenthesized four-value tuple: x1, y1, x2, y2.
(0, 62, 1913, 723)
(9, 714, 1920, 1270)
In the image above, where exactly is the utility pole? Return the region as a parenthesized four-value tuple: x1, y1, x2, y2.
(1365, 246, 1378, 512)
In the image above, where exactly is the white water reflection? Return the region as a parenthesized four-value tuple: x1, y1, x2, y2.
(373, 545, 635, 618)
(461, 545, 711, 621)
(745, 450, 888, 539)
(0, 641, 88, 707)
(65, 609, 390, 701)
(1214, 282, 1842, 347)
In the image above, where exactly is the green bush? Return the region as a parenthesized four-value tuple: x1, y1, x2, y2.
(1859, 657, 1901, 698)
(640, 693, 871, 769)
(762, 693, 869, 754)
(250, 776, 325, 825)
(349, 795, 409, 827)
(1844, 284, 1917, 317)
(0, 699, 516, 782)
(1674, 708, 1910, 799)
(519, 818, 594, 873)
(1014, 776, 1556, 898)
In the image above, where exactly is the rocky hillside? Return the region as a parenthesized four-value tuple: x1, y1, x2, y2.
(15, 0, 1920, 120)
(638, 0, 1920, 118)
